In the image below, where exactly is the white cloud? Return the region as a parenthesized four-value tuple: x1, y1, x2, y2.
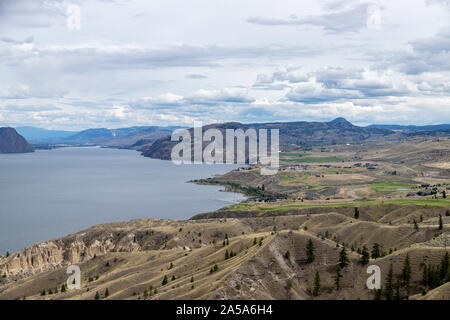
(0, 0, 449, 128)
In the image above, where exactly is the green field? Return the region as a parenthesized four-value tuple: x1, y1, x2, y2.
(280, 152, 312, 157)
(285, 156, 344, 163)
(370, 181, 416, 193)
(228, 199, 450, 212)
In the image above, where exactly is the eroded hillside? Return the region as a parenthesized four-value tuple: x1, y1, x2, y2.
(1, 204, 449, 300)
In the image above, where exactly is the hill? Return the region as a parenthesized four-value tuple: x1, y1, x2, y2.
(18, 126, 184, 148)
(368, 123, 450, 132)
(142, 118, 400, 161)
(1, 202, 448, 300)
(0, 127, 34, 153)
(16, 127, 76, 143)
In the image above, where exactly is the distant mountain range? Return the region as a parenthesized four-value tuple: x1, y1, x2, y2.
(12, 119, 450, 157)
(367, 123, 450, 132)
(0, 127, 34, 153)
(17, 126, 184, 148)
(142, 118, 401, 161)
(16, 127, 77, 143)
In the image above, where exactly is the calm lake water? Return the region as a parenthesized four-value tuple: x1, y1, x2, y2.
(0, 147, 245, 254)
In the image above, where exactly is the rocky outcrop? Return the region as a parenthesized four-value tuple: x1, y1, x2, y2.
(0, 127, 34, 153)
(0, 231, 141, 278)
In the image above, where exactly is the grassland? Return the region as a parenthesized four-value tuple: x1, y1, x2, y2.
(370, 181, 416, 193)
(228, 199, 450, 213)
(282, 156, 344, 163)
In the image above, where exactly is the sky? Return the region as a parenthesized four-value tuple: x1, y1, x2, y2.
(0, 0, 449, 130)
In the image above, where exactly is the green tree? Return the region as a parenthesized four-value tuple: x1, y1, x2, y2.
(284, 250, 290, 259)
(95, 291, 100, 300)
(374, 289, 382, 300)
(104, 288, 109, 298)
(306, 239, 315, 263)
(354, 207, 360, 219)
(190, 276, 194, 283)
(360, 246, 370, 265)
(439, 214, 443, 231)
(61, 284, 66, 293)
(225, 249, 229, 260)
(334, 266, 342, 290)
(440, 252, 449, 281)
(402, 254, 412, 290)
(413, 219, 419, 231)
(339, 247, 349, 268)
(395, 279, 401, 300)
(384, 264, 394, 300)
(162, 275, 168, 286)
(313, 271, 321, 296)
(446, 210, 449, 217)
(422, 264, 428, 287)
(371, 243, 381, 259)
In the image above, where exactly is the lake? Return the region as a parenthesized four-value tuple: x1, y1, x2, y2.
(0, 147, 245, 254)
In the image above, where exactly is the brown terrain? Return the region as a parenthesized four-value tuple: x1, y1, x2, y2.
(0, 119, 449, 300)
(0, 203, 449, 300)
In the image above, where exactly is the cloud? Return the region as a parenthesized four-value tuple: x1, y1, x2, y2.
(0, 36, 34, 45)
(0, 42, 318, 71)
(185, 73, 208, 79)
(372, 28, 450, 75)
(246, 3, 375, 33)
(0, 0, 73, 28)
(135, 88, 254, 109)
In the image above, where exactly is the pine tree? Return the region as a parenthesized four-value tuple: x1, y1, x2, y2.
(395, 279, 401, 300)
(190, 276, 194, 283)
(440, 252, 449, 281)
(374, 289, 382, 300)
(443, 190, 446, 199)
(384, 264, 394, 300)
(334, 266, 342, 290)
(413, 219, 419, 231)
(95, 291, 100, 300)
(360, 246, 370, 265)
(402, 254, 411, 290)
(313, 271, 321, 296)
(446, 210, 450, 217)
(104, 288, 109, 298)
(162, 275, 168, 286)
(439, 214, 443, 231)
(306, 239, 315, 263)
(371, 243, 381, 259)
(339, 247, 349, 268)
(225, 249, 229, 260)
(61, 284, 66, 293)
(284, 250, 290, 259)
(422, 264, 428, 287)
(354, 207, 360, 219)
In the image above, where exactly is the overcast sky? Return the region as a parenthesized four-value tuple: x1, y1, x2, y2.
(0, 0, 449, 130)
